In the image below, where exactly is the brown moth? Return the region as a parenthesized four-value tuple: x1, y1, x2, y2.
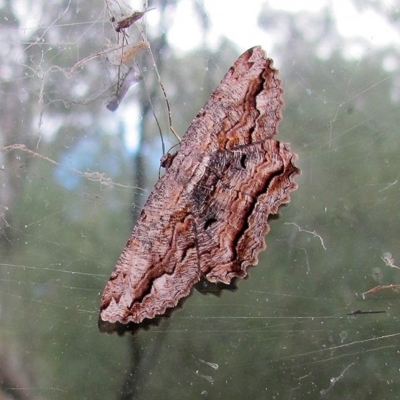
(99, 46, 299, 333)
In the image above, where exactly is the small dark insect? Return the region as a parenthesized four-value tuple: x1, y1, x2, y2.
(347, 310, 386, 316)
(115, 7, 155, 32)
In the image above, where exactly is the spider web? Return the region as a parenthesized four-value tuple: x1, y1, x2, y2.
(1, 0, 400, 399)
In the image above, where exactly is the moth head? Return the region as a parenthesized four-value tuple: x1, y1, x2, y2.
(160, 152, 177, 169)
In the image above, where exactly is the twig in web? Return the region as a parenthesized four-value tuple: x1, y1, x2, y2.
(68, 41, 148, 77)
(320, 363, 355, 396)
(381, 252, 400, 270)
(378, 179, 398, 192)
(362, 284, 400, 299)
(68, 45, 126, 77)
(362, 252, 400, 298)
(0, 144, 143, 190)
(285, 222, 327, 250)
(1, 144, 59, 165)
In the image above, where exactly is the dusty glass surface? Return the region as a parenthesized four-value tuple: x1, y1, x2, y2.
(1, 0, 400, 399)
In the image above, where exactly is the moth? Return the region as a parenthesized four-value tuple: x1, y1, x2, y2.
(99, 46, 299, 333)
